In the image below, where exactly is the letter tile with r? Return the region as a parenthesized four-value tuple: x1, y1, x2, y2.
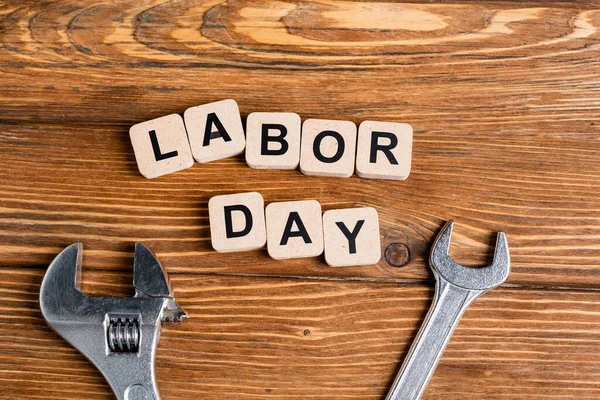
(266, 200, 324, 260)
(209, 192, 266, 252)
(129, 114, 194, 179)
(356, 121, 413, 180)
(323, 207, 381, 267)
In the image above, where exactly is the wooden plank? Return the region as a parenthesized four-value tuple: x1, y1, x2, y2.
(2, 267, 600, 399)
(2, 117, 600, 287)
(1, 1, 600, 287)
(2, 1, 600, 398)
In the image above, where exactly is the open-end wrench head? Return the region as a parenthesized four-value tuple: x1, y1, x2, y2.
(430, 220, 510, 291)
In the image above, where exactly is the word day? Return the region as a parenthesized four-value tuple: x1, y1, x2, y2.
(208, 192, 381, 267)
(130, 99, 413, 181)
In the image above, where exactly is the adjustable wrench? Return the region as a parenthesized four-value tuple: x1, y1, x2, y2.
(386, 220, 510, 400)
(40, 243, 188, 400)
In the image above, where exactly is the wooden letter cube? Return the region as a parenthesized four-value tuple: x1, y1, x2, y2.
(209, 192, 266, 253)
(266, 200, 323, 260)
(300, 119, 357, 178)
(323, 207, 381, 267)
(356, 121, 413, 180)
(245, 112, 301, 169)
(129, 113, 194, 179)
(184, 99, 246, 163)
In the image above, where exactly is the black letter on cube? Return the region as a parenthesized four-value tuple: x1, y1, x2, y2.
(370, 131, 399, 165)
(261, 124, 289, 156)
(280, 211, 312, 245)
(224, 205, 253, 238)
(313, 130, 345, 163)
(149, 130, 179, 161)
(335, 220, 365, 254)
(203, 113, 232, 146)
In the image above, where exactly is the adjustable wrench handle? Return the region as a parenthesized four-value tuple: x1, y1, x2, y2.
(105, 364, 159, 400)
(101, 323, 162, 400)
(118, 384, 157, 400)
(385, 279, 483, 400)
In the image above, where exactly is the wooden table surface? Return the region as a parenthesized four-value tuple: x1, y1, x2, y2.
(2, 1, 600, 398)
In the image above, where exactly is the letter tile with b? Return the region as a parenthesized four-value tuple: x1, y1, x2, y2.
(266, 200, 324, 260)
(356, 121, 413, 180)
(300, 119, 357, 178)
(208, 192, 267, 253)
(185, 99, 246, 163)
(323, 207, 381, 267)
(129, 114, 194, 179)
(245, 112, 301, 169)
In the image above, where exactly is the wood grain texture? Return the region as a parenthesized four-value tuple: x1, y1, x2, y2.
(3, 270, 600, 399)
(1, 0, 600, 398)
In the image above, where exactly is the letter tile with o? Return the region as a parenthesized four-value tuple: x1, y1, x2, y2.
(300, 119, 357, 178)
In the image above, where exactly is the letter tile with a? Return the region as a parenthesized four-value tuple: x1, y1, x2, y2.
(185, 99, 246, 163)
(265, 200, 324, 260)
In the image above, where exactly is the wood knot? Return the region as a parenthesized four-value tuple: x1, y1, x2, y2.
(385, 243, 410, 267)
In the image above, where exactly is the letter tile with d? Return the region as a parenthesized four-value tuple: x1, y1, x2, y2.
(208, 192, 266, 252)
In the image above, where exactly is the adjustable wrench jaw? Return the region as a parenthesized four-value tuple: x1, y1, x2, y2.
(40, 243, 187, 400)
(430, 220, 510, 291)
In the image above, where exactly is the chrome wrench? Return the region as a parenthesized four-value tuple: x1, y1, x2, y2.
(386, 220, 510, 400)
(40, 243, 188, 400)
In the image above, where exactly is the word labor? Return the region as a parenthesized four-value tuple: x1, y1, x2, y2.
(129, 99, 413, 181)
(208, 192, 381, 267)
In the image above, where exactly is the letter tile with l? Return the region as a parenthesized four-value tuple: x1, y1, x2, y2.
(129, 114, 194, 179)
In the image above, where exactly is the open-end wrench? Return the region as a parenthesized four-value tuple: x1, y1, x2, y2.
(386, 220, 510, 400)
(40, 243, 188, 400)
